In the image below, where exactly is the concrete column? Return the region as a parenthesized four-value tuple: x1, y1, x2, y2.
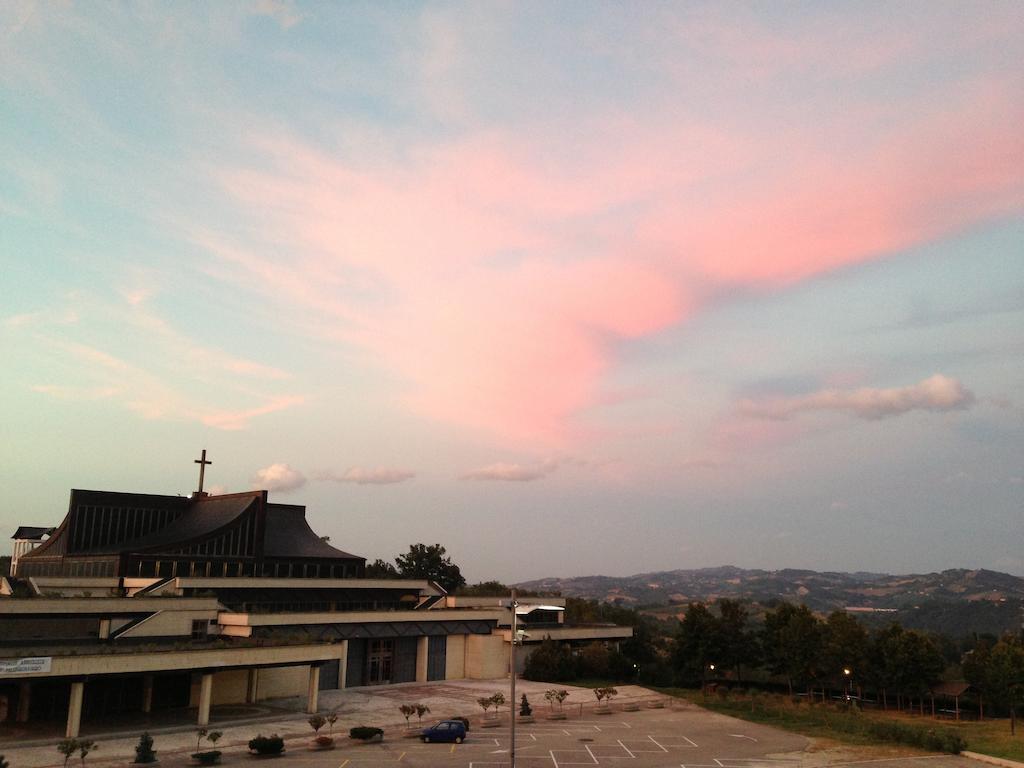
(245, 669, 260, 704)
(142, 675, 154, 714)
(98, 619, 111, 640)
(306, 665, 320, 714)
(197, 673, 213, 726)
(66, 681, 85, 738)
(415, 636, 429, 683)
(338, 640, 348, 689)
(16, 681, 31, 723)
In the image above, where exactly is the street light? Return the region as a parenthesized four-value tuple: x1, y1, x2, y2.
(509, 590, 521, 768)
(843, 668, 852, 702)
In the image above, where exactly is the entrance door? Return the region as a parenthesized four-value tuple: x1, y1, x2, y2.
(367, 639, 394, 684)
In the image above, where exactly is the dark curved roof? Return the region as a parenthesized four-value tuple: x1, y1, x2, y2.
(264, 504, 362, 560)
(118, 493, 259, 554)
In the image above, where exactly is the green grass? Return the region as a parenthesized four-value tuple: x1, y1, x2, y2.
(657, 688, 1024, 758)
(572, 678, 625, 689)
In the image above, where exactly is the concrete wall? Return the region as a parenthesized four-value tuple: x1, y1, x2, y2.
(188, 669, 251, 706)
(445, 635, 466, 680)
(185, 666, 311, 707)
(256, 665, 309, 700)
(464, 633, 506, 680)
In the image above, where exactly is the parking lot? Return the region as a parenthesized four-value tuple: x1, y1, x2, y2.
(0, 683, 985, 768)
(257, 707, 976, 768)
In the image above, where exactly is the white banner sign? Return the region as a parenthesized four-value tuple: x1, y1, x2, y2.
(0, 657, 52, 675)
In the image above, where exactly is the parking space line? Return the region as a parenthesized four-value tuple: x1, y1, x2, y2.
(616, 739, 637, 759)
(551, 749, 600, 765)
(646, 736, 670, 753)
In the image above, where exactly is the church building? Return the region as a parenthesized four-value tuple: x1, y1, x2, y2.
(1, 453, 631, 738)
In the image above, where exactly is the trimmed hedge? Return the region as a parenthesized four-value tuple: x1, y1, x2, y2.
(248, 735, 285, 755)
(349, 727, 383, 741)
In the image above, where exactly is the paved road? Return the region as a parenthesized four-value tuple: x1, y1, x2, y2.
(0, 684, 983, 768)
(152, 707, 976, 768)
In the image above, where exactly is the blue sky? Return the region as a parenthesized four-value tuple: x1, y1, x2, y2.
(1, 1, 1022, 581)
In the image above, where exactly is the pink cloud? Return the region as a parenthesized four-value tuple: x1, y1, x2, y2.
(203, 74, 1022, 445)
(461, 460, 559, 482)
(315, 467, 416, 485)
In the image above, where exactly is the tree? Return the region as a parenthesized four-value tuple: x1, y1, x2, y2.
(394, 544, 465, 592)
(761, 602, 822, 696)
(672, 602, 723, 686)
(898, 630, 945, 714)
(523, 637, 576, 682)
(962, 640, 993, 719)
(579, 642, 611, 678)
(868, 623, 906, 710)
(365, 559, 400, 579)
(821, 611, 868, 691)
(456, 580, 511, 596)
(986, 638, 1024, 734)
(717, 600, 759, 683)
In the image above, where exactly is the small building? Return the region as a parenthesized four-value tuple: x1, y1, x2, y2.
(1, 456, 630, 737)
(9, 527, 52, 577)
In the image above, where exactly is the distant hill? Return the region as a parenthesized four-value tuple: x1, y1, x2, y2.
(517, 566, 1024, 636)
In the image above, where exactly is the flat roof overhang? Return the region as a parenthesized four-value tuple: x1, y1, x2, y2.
(503, 626, 634, 642)
(218, 608, 504, 627)
(0, 643, 342, 680)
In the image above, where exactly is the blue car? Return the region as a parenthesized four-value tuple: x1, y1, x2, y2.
(420, 720, 467, 743)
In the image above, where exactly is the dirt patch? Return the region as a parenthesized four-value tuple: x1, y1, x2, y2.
(794, 736, 936, 762)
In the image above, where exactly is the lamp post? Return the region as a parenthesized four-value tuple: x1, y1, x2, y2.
(843, 668, 852, 702)
(509, 589, 518, 768)
(703, 663, 715, 698)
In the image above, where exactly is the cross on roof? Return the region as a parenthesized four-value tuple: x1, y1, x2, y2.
(194, 449, 212, 495)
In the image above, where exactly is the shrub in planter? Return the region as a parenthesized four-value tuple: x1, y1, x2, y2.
(308, 715, 333, 749)
(518, 694, 534, 722)
(61, 739, 97, 768)
(399, 704, 416, 731)
(134, 733, 157, 764)
(193, 730, 223, 765)
(544, 689, 569, 719)
(248, 735, 285, 756)
(594, 687, 618, 713)
(349, 727, 383, 742)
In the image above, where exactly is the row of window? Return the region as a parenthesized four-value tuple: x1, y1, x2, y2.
(16, 558, 116, 578)
(130, 559, 362, 579)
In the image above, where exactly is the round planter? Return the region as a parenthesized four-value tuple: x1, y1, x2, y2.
(595, 706, 613, 715)
(517, 715, 535, 724)
(623, 703, 640, 712)
(310, 738, 335, 751)
(481, 718, 501, 728)
(547, 712, 567, 721)
(645, 701, 665, 709)
(402, 729, 422, 739)
(192, 751, 221, 766)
